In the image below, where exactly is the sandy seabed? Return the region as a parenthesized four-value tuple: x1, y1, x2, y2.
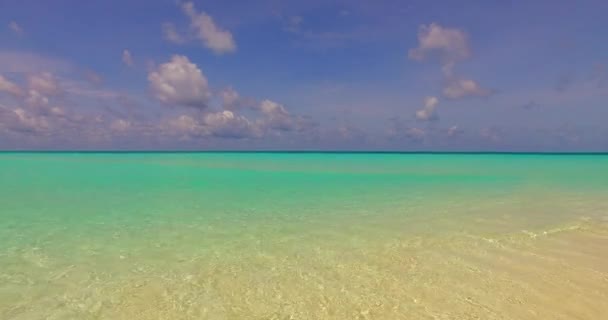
(2, 212, 608, 319)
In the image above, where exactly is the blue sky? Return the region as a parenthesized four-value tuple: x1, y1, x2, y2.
(0, 0, 606, 150)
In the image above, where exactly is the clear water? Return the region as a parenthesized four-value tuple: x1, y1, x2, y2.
(1, 153, 607, 319)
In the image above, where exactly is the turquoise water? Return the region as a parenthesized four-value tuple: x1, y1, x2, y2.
(1, 153, 607, 319)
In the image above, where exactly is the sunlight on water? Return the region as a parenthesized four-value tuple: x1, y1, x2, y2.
(1, 153, 607, 319)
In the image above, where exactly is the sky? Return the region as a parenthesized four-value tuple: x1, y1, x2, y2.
(0, 0, 607, 151)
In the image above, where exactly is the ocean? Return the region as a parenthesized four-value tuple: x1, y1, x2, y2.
(1, 153, 607, 319)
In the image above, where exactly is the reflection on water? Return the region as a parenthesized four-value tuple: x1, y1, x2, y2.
(1, 153, 607, 319)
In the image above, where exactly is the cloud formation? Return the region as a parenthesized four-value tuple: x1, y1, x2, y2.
(415, 96, 439, 121)
(1, 83, 139, 146)
(148, 55, 210, 108)
(12, 108, 50, 133)
(260, 99, 293, 131)
(162, 96, 316, 141)
(24, 72, 63, 107)
(144, 54, 315, 141)
(25, 89, 50, 107)
(165, 114, 202, 138)
(0, 71, 92, 140)
(27, 72, 62, 96)
(202, 110, 260, 138)
(408, 23, 470, 63)
(181, 2, 236, 54)
(259, 99, 288, 115)
(443, 78, 491, 99)
(165, 111, 260, 140)
(259, 99, 314, 132)
(0, 74, 23, 97)
(1, 98, 86, 139)
(409, 23, 490, 100)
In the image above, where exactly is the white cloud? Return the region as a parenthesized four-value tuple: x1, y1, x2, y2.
(13, 108, 49, 133)
(0, 74, 23, 97)
(25, 90, 49, 107)
(409, 23, 491, 101)
(408, 23, 469, 63)
(162, 22, 185, 44)
(259, 99, 296, 131)
(49, 106, 65, 116)
(443, 77, 491, 99)
(166, 98, 317, 138)
(8, 21, 23, 35)
(167, 114, 203, 137)
(23, 72, 63, 107)
(27, 72, 62, 96)
(260, 99, 289, 116)
(165, 111, 260, 139)
(202, 110, 260, 138)
(122, 49, 134, 66)
(415, 96, 439, 121)
(3, 103, 115, 141)
(158, 90, 315, 140)
(0, 70, 140, 142)
(148, 55, 210, 108)
(259, 99, 316, 133)
(181, 2, 236, 54)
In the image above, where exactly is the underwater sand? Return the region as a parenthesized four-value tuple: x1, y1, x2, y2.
(1, 153, 607, 319)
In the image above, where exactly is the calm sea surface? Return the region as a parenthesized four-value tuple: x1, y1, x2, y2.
(1, 153, 607, 319)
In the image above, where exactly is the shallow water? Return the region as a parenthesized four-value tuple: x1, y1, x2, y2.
(1, 153, 607, 319)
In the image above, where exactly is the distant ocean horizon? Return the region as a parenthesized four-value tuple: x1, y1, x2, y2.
(1, 152, 607, 319)
(2, 150, 608, 154)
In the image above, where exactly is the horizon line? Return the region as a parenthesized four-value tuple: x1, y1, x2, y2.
(1, 150, 608, 155)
